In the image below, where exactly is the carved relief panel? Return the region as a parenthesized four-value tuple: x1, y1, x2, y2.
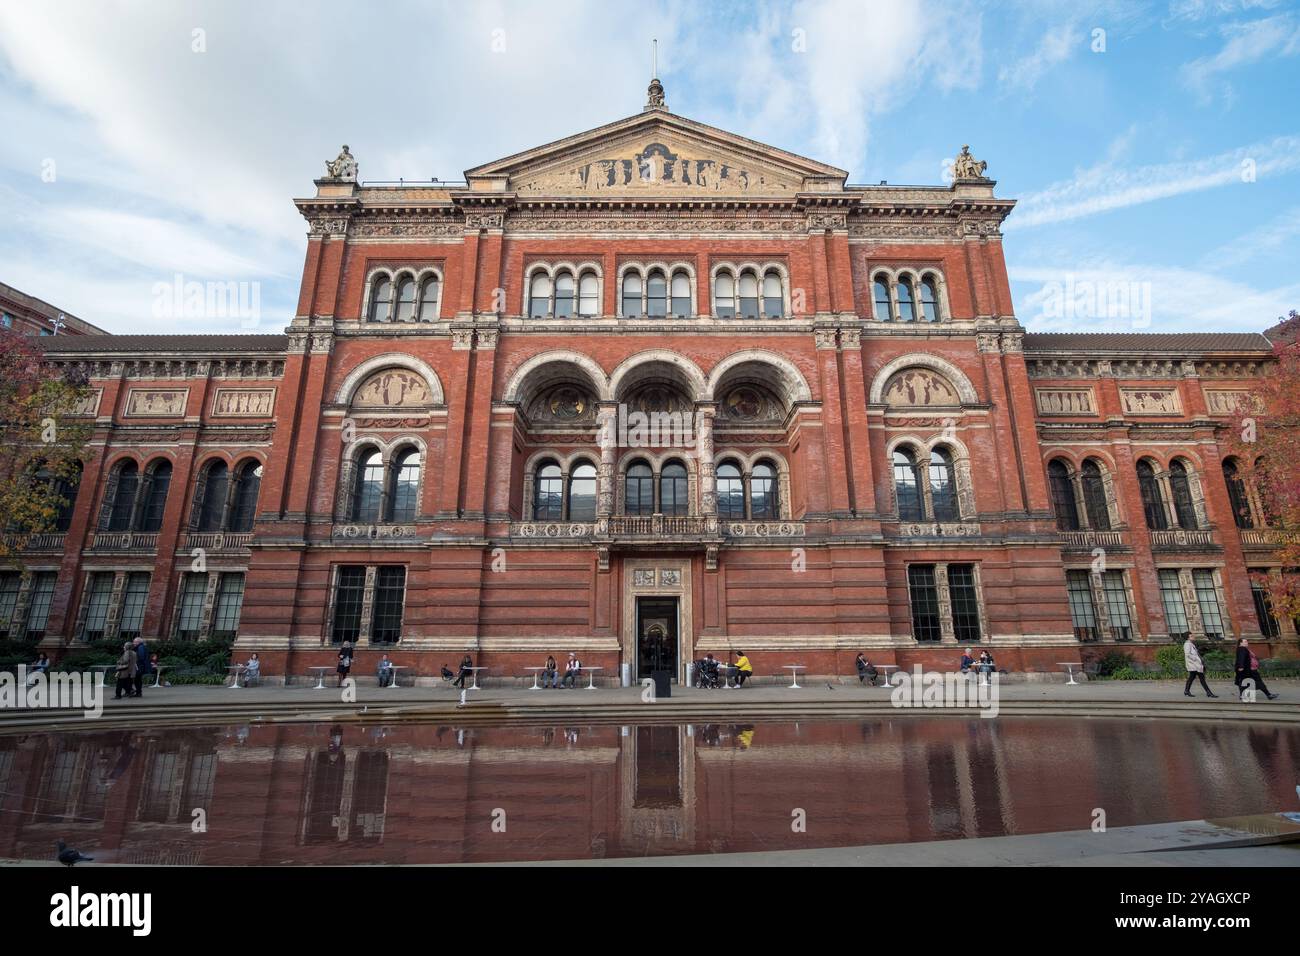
(124, 388, 189, 417)
(881, 369, 961, 407)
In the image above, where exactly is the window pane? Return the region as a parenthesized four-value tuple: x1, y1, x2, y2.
(1223, 460, 1253, 529)
(1066, 570, 1098, 641)
(198, 462, 229, 532)
(229, 463, 262, 533)
(1102, 571, 1132, 640)
(369, 278, 391, 322)
(949, 563, 981, 642)
(175, 573, 208, 640)
(897, 278, 916, 321)
(371, 566, 406, 644)
(1250, 573, 1280, 638)
(578, 274, 600, 316)
(920, 277, 939, 322)
(873, 278, 891, 320)
(622, 273, 642, 317)
(646, 272, 667, 317)
(23, 573, 56, 638)
(331, 566, 366, 644)
(1081, 461, 1110, 531)
(713, 274, 735, 318)
(625, 463, 654, 516)
(660, 462, 688, 516)
(139, 462, 172, 533)
(908, 565, 941, 642)
(353, 452, 384, 523)
(529, 273, 551, 318)
(108, 462, 139, 532)
(717, 462, 745, 520)
(762, 272, 783, 317)
(117, 572, 151, 639)
(1137, 461, 1167, 530)
(389, 451, 420, 523)
(211, 572, 245, 639)
(750, 463, 777, 519)
(1169, 461, 1198, 529)
(0, 574, 19, 639)
(553, 272, 575, 318)
(419, 278, 440, 321)
(80, 572, 114, 641)
(1193, 569, 1225, 639)
(670, 272, 691, 316)
(929, 450, 957, 522)
(1159, 569, 1189, 638)
(568, 463, 597, 522)
(738, 272, 759, 318)
(893, 451, 923, 521)
(1048, 460, 1079, 531)
(394, 277, 416, 322)
(533, 463, 563, 520)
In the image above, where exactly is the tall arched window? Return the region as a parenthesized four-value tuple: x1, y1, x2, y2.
(897, 277, 916, 321)
(138, 460, 172, 533)
(196, 461, 230, 532)
(893, 449, 924, 521)
(737, 271, 759, 318)
(646, 270, 667, 317)
(670, 271, 691, 316)
(1080, 459, 1111, 531)
(388, 450, 420, 523)
(621, 273, 642, 317)
(107, 461, 139, 532)
(1137, 459, 1168, 530)
(394, 275, 416, 322)
(920, 276, 940, 322)
(625, 461, 654, 515)
(351, 451, 384, 523)
(368, 277, 392, 322)
(714, 273, 736, 318)
(529, 272, 552, 317)
(1168, 459, 1198, 529)
(928, 448, 957, 522)
(553, 271, 575, 318)
(533, 461, 563, 520)
(228, 461, 262, 532)
(578, 273, 600, 316)
(660, 461, 689, 516)
(1223, 459, 1253, 529)
(762, 271, 783, 317)
(418, 276, 440, 321)
(717, 461, 745, 520)
(50, 461, 81, 533)
(873, 276, 892, 321)
(750, 461, 778, 519)
(1048, 459, 1080, 531)
(568, 462, 597, 521)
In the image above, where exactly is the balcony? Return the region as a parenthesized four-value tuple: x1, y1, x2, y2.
(508, 517, 807, 543)
(182, 532, 254, 553)
(605, 515, 715, 537)
(1238, 528, 1286, 550)
(1058, 529, 1127, 552)
(89, 532, 159, 552)
(1149, 528, 1216, 551)
(0, 532, 67, 553)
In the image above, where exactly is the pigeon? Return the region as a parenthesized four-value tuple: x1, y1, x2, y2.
(56, 840, 93, 867)
(826, 683, 835, 691)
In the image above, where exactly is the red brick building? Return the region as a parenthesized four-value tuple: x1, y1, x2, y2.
(6, 87, 1294, 681)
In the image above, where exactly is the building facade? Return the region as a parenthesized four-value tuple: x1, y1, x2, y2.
(6, 88, 1294, 682)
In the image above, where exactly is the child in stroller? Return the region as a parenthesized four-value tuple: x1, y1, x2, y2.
(693, 655, 731, 689)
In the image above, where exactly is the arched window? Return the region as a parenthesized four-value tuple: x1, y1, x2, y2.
(893, 449, 924, 521)
(553, 271, 575, 318)
(228, 461, 262, 532)
(1081, 459, 1111, 531)
(621, 273, 643, 317)
(920, 276, 940, 322)
(897, 277, 916, 321)
(737, 271, 759, 318)
(928, 448, 957, 522)
(873, 276, 892, 321)
(1048, 459, 1079, 531)
(418, 276, 440, 321)
(625, 461, 654, 515)
(50, 461, 81, 533)
(394, 275, 417, 322)
(1223, 459, 1253, 529)
(714, 273, 736, 318)
(368, 277, 392, 322)
(533, 461, 563, 520)
(578, 272, 600, 316)
(660, 461, 689, 516)
(750, 461, 778, 519)
(1137, 459, 1167, 530)
(138, 460, 172, 533)
(351, 451, 384, 524)
(646, 271, 667, 317)
(388, 450, 420, 523)
(196, 461, 230, 532)
(529, 272, 552, 318)
(717, 461, 745, 520)
(670, 271, 691, 316)
(1168, 459, 1198, 529)
(568, 462, 597, 521)
(107, 460, 139, 532)
(762, 271, 783, 317)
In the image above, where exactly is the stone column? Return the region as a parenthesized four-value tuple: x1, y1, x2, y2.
(695, 404, 717, 518)
(596, 403, 618, 524)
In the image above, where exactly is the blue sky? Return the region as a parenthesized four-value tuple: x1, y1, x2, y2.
(0, 0, 1296, 335)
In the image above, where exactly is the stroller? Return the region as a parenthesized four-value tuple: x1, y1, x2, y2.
(693, 658, 722, 689)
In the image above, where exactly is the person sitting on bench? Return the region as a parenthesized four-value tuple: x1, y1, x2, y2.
(959, 649, 976, 675)
(562, 653, 582, 688)
(241, 653, 261, 687)
(377, 655, 394, 687)
(977, 650, 995, 683)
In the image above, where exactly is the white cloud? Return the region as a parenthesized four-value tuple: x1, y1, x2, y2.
(1200, 204, 1300, 269)
(998, 20, 1081, 91)
(1180, 13, 1300, 103)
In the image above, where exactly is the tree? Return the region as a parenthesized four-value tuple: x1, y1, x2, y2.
(0, 328, 92, 561)
(1231, 310, 1300, 625)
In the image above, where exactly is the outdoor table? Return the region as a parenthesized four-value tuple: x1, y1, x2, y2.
(718, 664, 737, 689)
(151, 664, 169, 689)
(225, 664, 244, 689)
(382, 665, 405, 689)
(1058, 662, 1082, 686)
(465, 666, 487, 690)
(584, 666, 603, 690)
(876, 664, 900, 686)
(782, 664, 805, 689)
(308, 666, 332, 690)
(524, 666, 546, 690)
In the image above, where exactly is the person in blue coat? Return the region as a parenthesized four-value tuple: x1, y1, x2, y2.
(132, 637, 152, 698)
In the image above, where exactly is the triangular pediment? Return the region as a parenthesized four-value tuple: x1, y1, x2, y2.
(464, 109, 848, 199)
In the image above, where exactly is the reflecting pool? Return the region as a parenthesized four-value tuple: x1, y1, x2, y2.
(1, 718, 1296, 864)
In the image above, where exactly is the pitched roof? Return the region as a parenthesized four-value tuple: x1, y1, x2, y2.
(38, 334, 289, 354)
(1022, 332, 1273, 353)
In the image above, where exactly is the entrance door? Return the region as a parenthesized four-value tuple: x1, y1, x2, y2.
(636, 597, 678, 681)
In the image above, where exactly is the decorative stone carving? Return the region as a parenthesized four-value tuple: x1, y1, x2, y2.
(514, 215, 805, 234)
(1035, 388, 1095, 416)
(348, 219, 463, 239)
(475, 329, 499, 350)
(332, 524, 417, 540)
(899, 522, 980, 537)
(211, 387, 276, 417)
(465, 212, 505, 230)
(351, 370, 432, 409)
(976, 333, 1000, 353)
(514, 523, 591, 538)
(814, 329, 838, 350)
(527, 385, 595, 424)
(70, 388, 102, 417)
(124, 388, 188, 417)
(633, 569, 656, 587)
(807, 212, 847, 231)
(308, 217, 349, 237)
(849, 220, 962, 240)
(953, 145, 989, 181)
(881, 369, 961, 407)
(721, 384, 782, 423)
(451, 329, 475, 350)
(1120, 388, 1182, 416)
(839, 327, 861, 349)
(727, 522, 804, 537)
(961, 219, 1002, 238)
(1203, 388, 1255, 415)
(659, 569, 681, 586)
(323, 145, 358, 182)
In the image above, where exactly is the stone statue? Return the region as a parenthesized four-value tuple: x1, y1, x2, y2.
(953, 144, 988, 181)
(325, 145, 358, 182)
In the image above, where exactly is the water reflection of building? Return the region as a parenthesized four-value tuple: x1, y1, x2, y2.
(0, 719, 1296, 864)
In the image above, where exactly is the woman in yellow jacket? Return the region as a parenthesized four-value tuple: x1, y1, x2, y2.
(732, 651, 753, 688)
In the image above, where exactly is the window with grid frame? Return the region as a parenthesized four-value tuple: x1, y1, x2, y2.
(1248, 570, 1280, 638)
(1193, 569, 1225, 639)
(370, 566, 406, 644)
(1066, 571, 1098, 641)
(211, 572, 245, 640)
(331, 566, 366, 644)
(174, 572, 208, 640)
(908, 564, 942, 642)
(23, 572, 56, 639)
(0, 573, 19, 638)
(948, 564, 982, 642)
(117, 573, 151, 640)
(1101, 571, 1133, 641)
(1158, 569, 1189, 639)
(80, 572, 115, 641)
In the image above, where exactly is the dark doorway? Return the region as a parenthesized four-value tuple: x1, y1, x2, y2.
(636, 597, 678, 681)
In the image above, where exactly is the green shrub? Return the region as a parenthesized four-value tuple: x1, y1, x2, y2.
(1154, 644, 1187, 675)
(1109, 666, 1161, 680)
(166, 672, 228, 686)
(1094, 651, 1135, 677)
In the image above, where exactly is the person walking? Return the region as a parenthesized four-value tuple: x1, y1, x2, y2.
(114, 642, 137, 700)
(132, 637, 151, 698)
(1182, 637, 1217, 698)
(1234, 637, 1279, 700)
(337, 641, 354, 688)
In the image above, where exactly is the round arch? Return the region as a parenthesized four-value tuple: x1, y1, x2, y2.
(868, 353, 979, 405)
(335, 353, 445, 407)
